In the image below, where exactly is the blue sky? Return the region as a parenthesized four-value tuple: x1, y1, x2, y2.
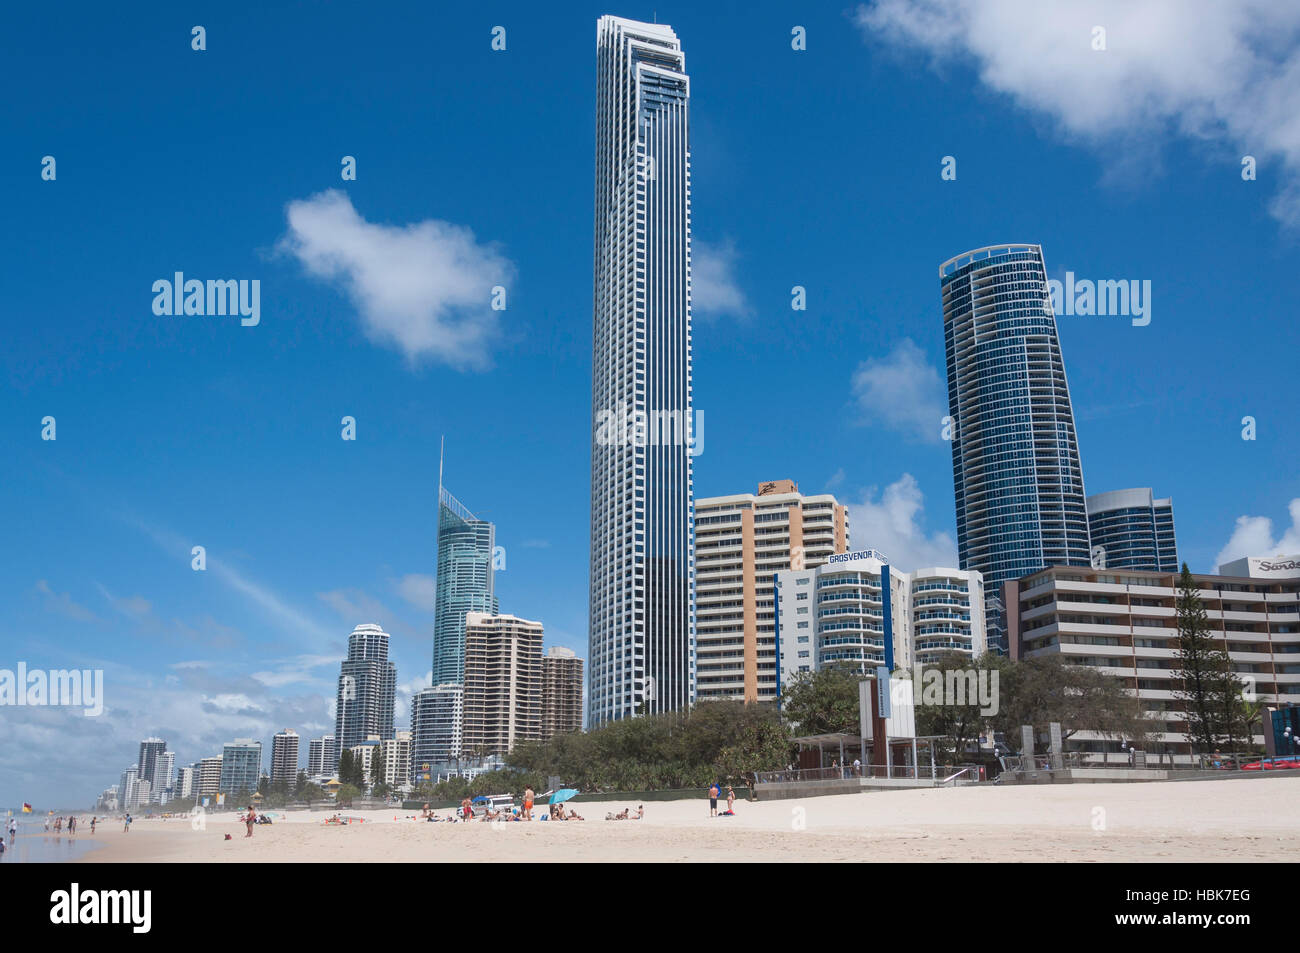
(3, 1, 1299, 807)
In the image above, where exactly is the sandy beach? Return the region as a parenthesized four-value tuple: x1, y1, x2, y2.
(70, 775, 1300, 862)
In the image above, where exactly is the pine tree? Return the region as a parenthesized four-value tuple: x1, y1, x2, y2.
(1173, 564, 1232, 754)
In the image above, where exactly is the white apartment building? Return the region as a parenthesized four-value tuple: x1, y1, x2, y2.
(696, 480, 849, 702)
(271, 729, 300, 788)
(775, 550, 986, 689)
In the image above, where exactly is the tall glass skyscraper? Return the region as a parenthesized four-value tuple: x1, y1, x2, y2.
(941, 244, 1091, 650)
(1086, 488, 1178, 572)
(432, 485, 497, 685)
(589, 16, 696, 725)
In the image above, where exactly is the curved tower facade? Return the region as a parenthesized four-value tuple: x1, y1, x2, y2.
(941, 244, 1091, 649)
(589, 16, 696, 726)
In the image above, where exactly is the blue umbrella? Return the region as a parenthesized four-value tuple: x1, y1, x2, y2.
(549, 788, 579, 805)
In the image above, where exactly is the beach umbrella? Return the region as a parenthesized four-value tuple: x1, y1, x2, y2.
(549, 789, 579, 805)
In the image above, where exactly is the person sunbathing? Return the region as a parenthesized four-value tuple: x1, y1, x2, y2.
(566, 809, 584, 820)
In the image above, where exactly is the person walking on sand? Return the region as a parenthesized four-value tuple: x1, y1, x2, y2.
(244, 805, 256, 838)
(523, 787, 535, 820)
(726, 786, 736, 813)
(708, 783, 720, 817)
(123, 813, 132, 833)
(90, 817, 96, 835)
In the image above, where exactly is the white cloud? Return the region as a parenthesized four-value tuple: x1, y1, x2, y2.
(394, 573, 436, 610)
(1215, 498, 1300, 571)
(280, 190, 514, 367)
(35, 580, 99, 623)
(855, 0, 1300, 226)
(851, 338, 946, 443)
(692, 238, 750, 319)
(846, 474, 958, 570)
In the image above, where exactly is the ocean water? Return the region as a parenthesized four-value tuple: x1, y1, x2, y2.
(1, 817, 105, 863)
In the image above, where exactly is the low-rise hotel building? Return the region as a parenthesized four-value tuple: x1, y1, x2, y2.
(1007, 557, 1300, 761)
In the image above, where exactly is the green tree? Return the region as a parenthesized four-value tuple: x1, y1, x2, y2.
(338, 749, 362, 788)
(1173, 564, 1233, 753)
(914, 652, 1009, 761)
(369, 749, 384, 789)
(779, 667, 862, 736)
(335, 783, 360, 806)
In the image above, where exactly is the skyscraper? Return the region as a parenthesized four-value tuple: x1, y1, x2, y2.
(335, 623, 397, 752)
(1086, 488, 1178, 572)
(433, 485, 498, 686)
(589, 15, 696, 725)
(136, 737, 167, 798)
(410, 683, 463, 779)
(307, 735, 337, 777)
(461, 612, 544, 756)
(218, 739, 262, 795)
(541, 647, 584, 740)
(270, 729, 300, 789)
(941, 244, 1091, 649)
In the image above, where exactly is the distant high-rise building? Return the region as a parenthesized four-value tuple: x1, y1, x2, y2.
(541, 647, 584, 740)
(174, 765, 194, 801)
(307, 735, 337, 777)
(1086, 488, 1178, 572)
(196, 757, 222, 797)
(380, 731, 413, 789)
(126, 778, 151, 810)
(270, 729, 300, 789)
(120, 764, 138, 800)
(941, 244, 1091, 650)
(695, 481, 849, 702)
(152, 751, 175, 803)
(218, 739, 262, 795)
(433, 485, 498, 686)
(335, 623, 397, 750)
(137, 737, 167, 799)
(462, 613, 544, 756)
(590, 15, 697, 726)
(410, 684, 463, 779)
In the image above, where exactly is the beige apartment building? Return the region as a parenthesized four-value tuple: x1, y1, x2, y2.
(462, 612, 544, 756)
(695, 480, 849, 702)
(1008, 561, 1300, 762)
(542, 646, 584, 739)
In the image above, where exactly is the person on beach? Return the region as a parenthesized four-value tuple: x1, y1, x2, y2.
(43, 816, 50, 833)
(244, 805, 256, 837)
(726, 787, 736, 813)
(123, 814, 132, 832)
(90, 817, 96, 835)
(708, 783, 720, 817)
(523, 787, 535, 820)
(8, 818, 16, 840)
(54, 816, 62, 833)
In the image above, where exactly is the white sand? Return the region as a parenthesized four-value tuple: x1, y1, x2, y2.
(78, 775, 1300, 862)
